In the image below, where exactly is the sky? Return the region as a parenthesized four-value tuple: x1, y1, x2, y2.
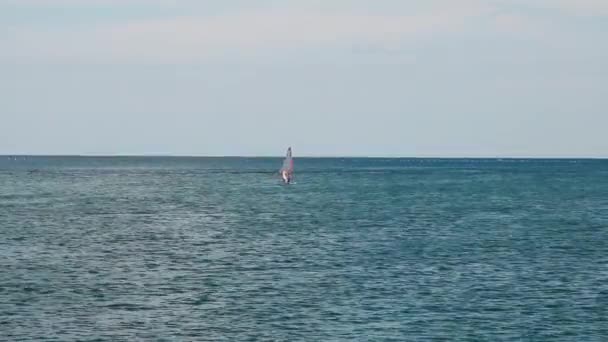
(1, 0, 607, 157)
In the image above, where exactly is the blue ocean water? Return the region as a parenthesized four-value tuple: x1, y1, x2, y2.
(1, 156, 607, 341)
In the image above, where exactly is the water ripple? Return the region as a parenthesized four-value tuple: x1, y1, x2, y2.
(1, 157, 607, 340)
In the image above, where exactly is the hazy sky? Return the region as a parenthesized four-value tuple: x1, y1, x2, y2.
(1, 0, 607, 157)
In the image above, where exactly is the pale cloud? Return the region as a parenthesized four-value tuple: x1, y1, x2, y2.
(491, 13, 551, 40)
(5, 0, 608, 17)
(548, 0, 608, 13)
(1, 0, 602, 64)
(2, 5, 496, 64)
(496, 0, 608, 15)
(1, 0, 181, 5)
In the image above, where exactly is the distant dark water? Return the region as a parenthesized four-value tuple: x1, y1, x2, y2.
(1, 157, 607, 341)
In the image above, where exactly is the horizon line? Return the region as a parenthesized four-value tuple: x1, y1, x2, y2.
(1, 154, 607, 159)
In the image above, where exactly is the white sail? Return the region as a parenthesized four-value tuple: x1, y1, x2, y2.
(281, 147, 293, 173)
(280, 147, 293, 183)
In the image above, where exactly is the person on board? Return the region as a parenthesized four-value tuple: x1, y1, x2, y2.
(282, 170, 291, 184)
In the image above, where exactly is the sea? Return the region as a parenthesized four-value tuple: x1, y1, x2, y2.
(1, 156, 607, 341)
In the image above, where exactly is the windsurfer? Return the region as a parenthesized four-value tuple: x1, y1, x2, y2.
(282, 170, 291, 184)
(280, 147, 293, 184)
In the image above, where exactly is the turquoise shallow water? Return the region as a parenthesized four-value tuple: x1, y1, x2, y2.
(1, 157, 607, 341)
